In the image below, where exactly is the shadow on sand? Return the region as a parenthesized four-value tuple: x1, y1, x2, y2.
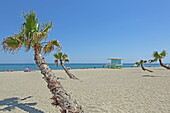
(0, 96, 44, 113)
(142, 75, 162, 77)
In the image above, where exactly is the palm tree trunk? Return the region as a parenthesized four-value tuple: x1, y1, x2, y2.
(60, 62, 78, 80)
(141, 64, 146, 71)
(159, 59, 170, 69)
(34, 46, 83, 113)
(141, 64, 153, 72)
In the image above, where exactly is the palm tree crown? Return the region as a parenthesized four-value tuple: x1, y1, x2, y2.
(148, 50, 167, 63)
(149, 50, 170, 70)
(135, 60, 147, 66)
(53, 52, 69, 66)
(152, 50, 167, 61)
(1, 10, 60, 53)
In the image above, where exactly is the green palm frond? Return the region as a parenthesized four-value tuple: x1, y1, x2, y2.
(43, 40, 61, 54)
(58, 52, 63, 60)
(143, 60, 147, 63)
(139, 60, 144, 64)
(160, 50, 167, 57)
(40, 22, 53, 40)
(64, 59, 69, 63)
(1, 37, 22, 53)
(148, 59, 157, 63)
(53, 53, 59, 59)
(139, 60, 143, 63)
(153, 51, 160, 59)
(135, 62, 141, 66)
(12, 34, 25, 43)
(50, 40, 61, 48)
(135, 60, 147, 66)
(63, 54, 68, 59)
(43, 42, 54, 54)
(22, 10, 40, 38)
(141, 60, 147, 64)
(54, 59, 59, 67)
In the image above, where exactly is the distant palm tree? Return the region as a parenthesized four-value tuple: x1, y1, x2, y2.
(1, 10, 83, 113)
(135, 60, 153, 72)
(54, 52, 78, 79)
(149, 50, 170, 69)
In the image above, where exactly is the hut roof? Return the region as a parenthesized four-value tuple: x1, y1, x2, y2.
(107, 58, 122, 61)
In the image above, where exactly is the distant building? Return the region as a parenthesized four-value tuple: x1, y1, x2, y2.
(107, 58, 123, 69)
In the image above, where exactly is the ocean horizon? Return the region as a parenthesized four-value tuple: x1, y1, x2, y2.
(0, 63, 169, 72)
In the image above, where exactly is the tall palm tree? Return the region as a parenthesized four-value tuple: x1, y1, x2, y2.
(1, 10, 83, 113)
(54, 52, 78, 79)
(135, 60, 153, 72)
(149, 50, 170, 69)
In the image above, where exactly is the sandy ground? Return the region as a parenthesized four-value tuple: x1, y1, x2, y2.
(0, 67, 170, 113)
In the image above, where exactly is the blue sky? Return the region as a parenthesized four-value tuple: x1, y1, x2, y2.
(0, 0, 170, 63)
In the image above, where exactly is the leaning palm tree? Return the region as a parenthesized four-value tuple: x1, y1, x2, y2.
(54, 52, 78, 79)
(1, 10, 83, 113)
(135, 60, 153, 72)
(149, 50, 170, 69)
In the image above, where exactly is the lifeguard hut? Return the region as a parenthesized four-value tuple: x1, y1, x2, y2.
(107, 58, 123, 69)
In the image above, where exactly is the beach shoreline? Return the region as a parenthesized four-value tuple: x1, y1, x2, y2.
(0, 66, 164, 73)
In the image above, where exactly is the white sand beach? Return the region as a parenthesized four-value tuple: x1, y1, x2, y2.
(0, 67, 170, 113)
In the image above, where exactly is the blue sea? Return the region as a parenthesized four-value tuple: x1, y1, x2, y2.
(0, 63, 169, 72)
